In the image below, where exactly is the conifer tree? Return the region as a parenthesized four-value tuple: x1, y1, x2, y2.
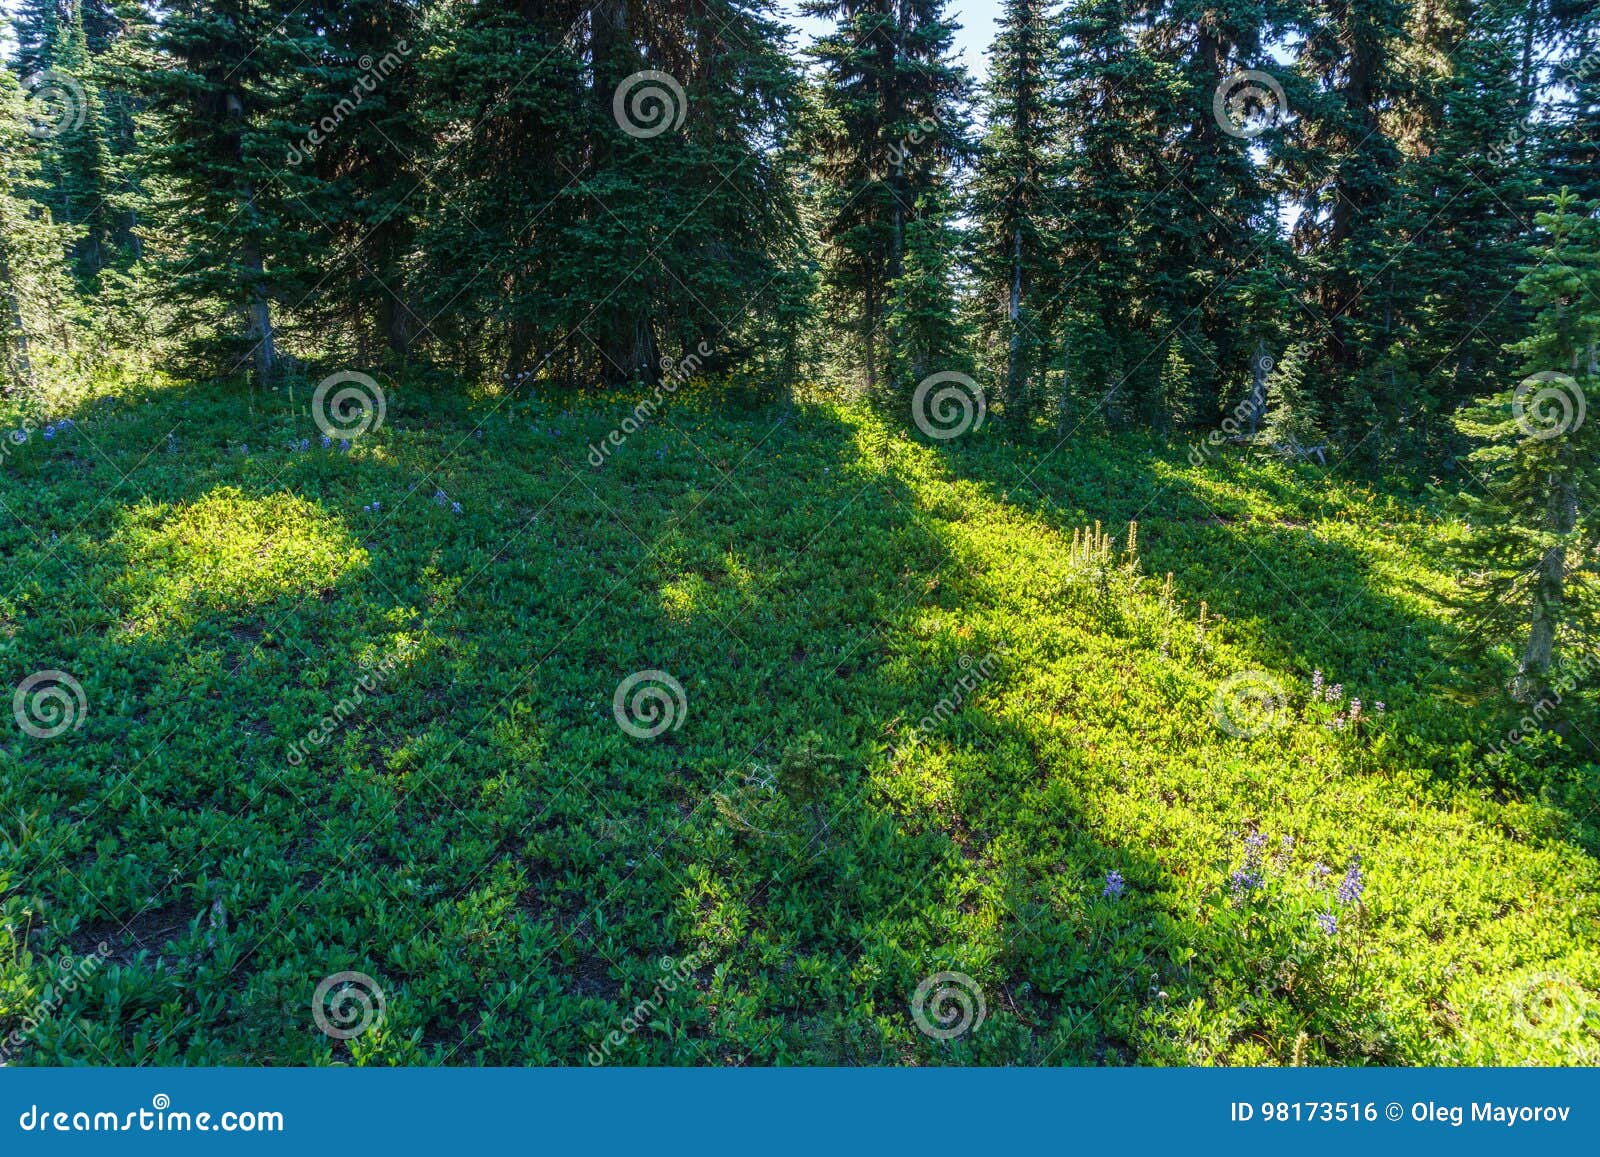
(0, 68, 79, 391)
(805, 0, 970, 401)
(972, 0, 1063, 428)
(131, 1, 323, 380)
(1451, 190, 1600, 702)
(38, 9, 120, 286)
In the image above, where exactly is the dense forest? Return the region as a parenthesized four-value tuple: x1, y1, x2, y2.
(1, 1, 1598, 1066)
(4, 0, 1599, 692)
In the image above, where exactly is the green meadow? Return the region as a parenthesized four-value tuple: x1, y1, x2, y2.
(2, 373, 1595, 1066)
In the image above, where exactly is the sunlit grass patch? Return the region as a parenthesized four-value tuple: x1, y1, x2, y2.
(106, 487, 367, 632)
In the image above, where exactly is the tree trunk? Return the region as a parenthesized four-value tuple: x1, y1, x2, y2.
(1245, 339, 1270, 436)
(1518, 476, 1577, 702)
(239, 185, 276, 384)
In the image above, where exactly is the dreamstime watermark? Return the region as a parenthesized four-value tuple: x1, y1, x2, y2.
(1489, 49, 1600, 166)
(0, 943, 110, 1064)
(1503, 972, 1595, 1057)
(17, 1095, 284, 1134)
(613, 670, 687, 739)
(1187, 358, 1273, 466)
(912, 371, 985, 440)
(12, 670, 87, 739)
(1512, 371, 1586, 441)
(311, 970, 387, 1040)
(285, 649, 408, 765)
(286, 42, 412, 165)
(1213, 670, 1287, 738)
(897, 652, 1001, 756)
(887, 115, 939, 167)
(1487, 645, 1598, 760)
(1213, 70, 1288, 139)
(587, 341, 713, 466)
(613, 70, 687, 138)
(311, 370, 386, 441)
(586, 950, 706, 1064)
(18, 70, 86, 139)
(910, 970, 986, 1041)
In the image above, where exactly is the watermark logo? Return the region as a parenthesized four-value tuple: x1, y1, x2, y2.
(613, 670, 687, 739)
(312, 371, 386, 441)
(897, 652, 1002, 756)
(910, 971, 986, 1041)
(588, 341, 713, 466)
(1213, 670, 1286, 738)
(311, 970, 386, 1040)
(912, 371, 985, 440)
(286, 41, 412, 165)
(1213, 70, 1287, 139)
(1512, 371, 1585, 441)
(613, 71, 687, 139)
(586, 951, 706, 1064)
(286, 650, 407, 766)
(13, 670, 87, 739)
(0, 943, 110, 1063)
(1505, 971, 1592, 1044)
(19, 70, 86, 139)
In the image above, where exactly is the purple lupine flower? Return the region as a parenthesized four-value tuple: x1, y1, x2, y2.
(321, 435, 332, 448)
(1103, 870, 1125, 900)
(371, 500, 380, 510)
(1336, 859, 1364, 906)
(1243, 832, 1268, 856)
(450, 502, 462, 514)
(1374, 702, 1386, 716)
(1316, 910, 1338, 936)
(1311, 669, 1323, 696)
(1230, 867, 1263, 898)
(1349, 698, 1363, 722)
(1328, 683, 1344, 704)
(1281, 834, 1295, 852)
(1310, 861, 1331, 885)
(43, 425, 56, 439)
(339, 439, 351, 452)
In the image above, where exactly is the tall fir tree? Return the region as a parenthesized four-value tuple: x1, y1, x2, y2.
(131, 1, 324, 380)
(804, 0, 970, 401)
(1450, 190, 1600, 703)
(972, 0, 1063, 428)
(0, 67, 79, 391)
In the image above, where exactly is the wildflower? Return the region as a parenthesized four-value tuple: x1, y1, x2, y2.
(372, 500, 380, 510)
(451, 502, 462, 514)
(43, 425, 55, 439)
(1349, 698, 1362, 722)
(1327, 683, 1343, 704)
(1230, 867, 1263, 898)
(339, 439, 351, 452)
(1374, 702, 1386, 715)
(1336, 859, 1364, 907)
(1311, 669, 1323, 696)
(362, 504, 372, 513)
(1280, 834, 1295, 852)
(58, 417, 73, 428)
(1309, 861, 1330, 885)
(1316, 910, 1338, 936)
(1103, 870, 1125, 900)
(321, 435, 332, 448)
